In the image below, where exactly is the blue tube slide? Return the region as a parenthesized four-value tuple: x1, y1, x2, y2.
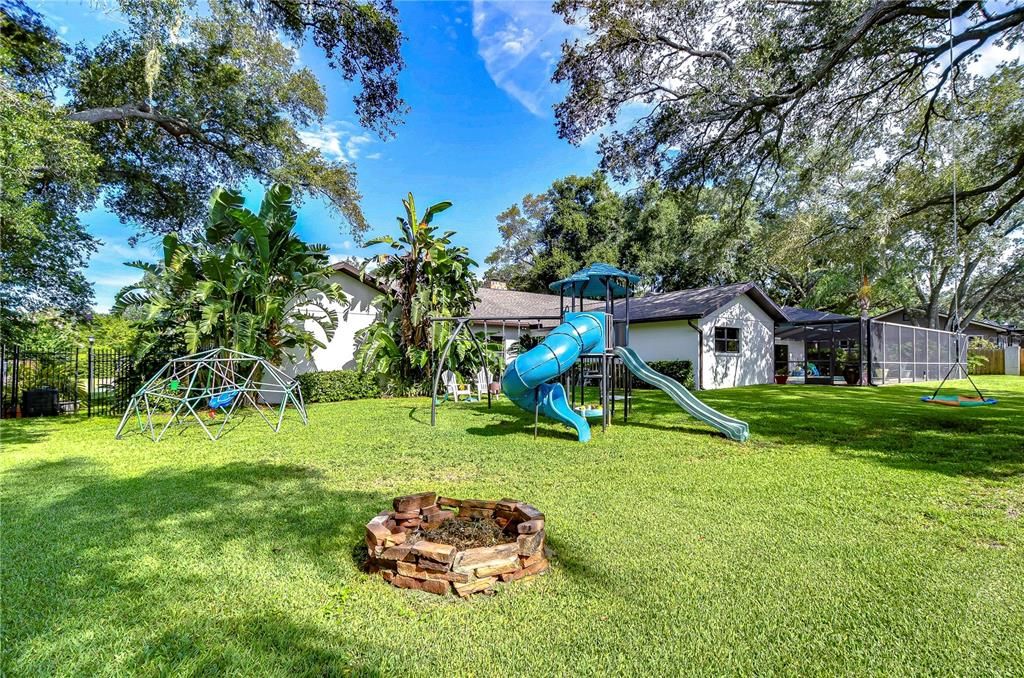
(501, 312, 605, 442)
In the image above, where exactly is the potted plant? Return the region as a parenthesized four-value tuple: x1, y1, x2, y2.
(774, 367, 789, 385)
(843, 363, 860, 385)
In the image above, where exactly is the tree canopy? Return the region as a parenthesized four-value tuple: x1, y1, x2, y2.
(484, 173, 623, 293)
(547, 0, 1023, 327)
(485, 173, 759, 295)
(1, 5, 100, 332)
(2, 0, 404, 238)
(1, 0, 404, 332)
(554, 1, 1024, 236)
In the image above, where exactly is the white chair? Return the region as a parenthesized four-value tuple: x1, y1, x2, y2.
(477, 368, 499, 398)
(441, 370, 474, 401)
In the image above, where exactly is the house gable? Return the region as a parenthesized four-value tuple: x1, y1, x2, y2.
(698, 294, 775, 389)
(279, 267, 385, 376)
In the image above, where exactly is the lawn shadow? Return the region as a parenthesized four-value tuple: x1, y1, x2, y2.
(542, 534, 621, 594)
(129, 613, 386, 676)
(2, 458, 392, 675)
(699, 381, 1024, 480)
(448, 380, 1023, 480)
(406, 405, 430, 425)
(1, 415, 93, 447)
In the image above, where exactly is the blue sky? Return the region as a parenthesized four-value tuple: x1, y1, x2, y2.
(34, 0, 600, 310)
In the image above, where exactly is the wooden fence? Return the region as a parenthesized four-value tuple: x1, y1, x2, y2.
(968, 348, 1005, 375)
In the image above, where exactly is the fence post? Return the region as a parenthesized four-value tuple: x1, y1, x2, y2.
(74, 347, 80, 414)
(87, 344, 94, 417)
(12, 345, 20, 417)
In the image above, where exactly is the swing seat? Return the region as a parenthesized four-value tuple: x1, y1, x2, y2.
(208, 390, 239, 410)
(920, 394, 997, 407)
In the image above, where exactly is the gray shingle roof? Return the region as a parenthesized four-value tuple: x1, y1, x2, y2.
(471, 287, 564, 319)
(330, 261, 388, 293)
(872, 308, 1011, 333)
(469, 287, 602, 327)
(615, 282, 787, 323)
(781, 306, 855, 323)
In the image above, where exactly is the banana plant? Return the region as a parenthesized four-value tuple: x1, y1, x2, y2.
(115, 184, 346, 364)
(356, 193, 478, 385)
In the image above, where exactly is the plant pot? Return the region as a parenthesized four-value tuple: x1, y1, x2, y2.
(489, 382, 501, 395)
(774, 375, 788, 385)
(843, 365, 860, 385)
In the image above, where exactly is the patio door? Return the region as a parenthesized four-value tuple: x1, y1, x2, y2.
(805, 340, 834, 384)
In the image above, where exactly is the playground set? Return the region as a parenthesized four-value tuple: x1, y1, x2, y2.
(431, 263, 749, 443)
(114, 347, 306, 441)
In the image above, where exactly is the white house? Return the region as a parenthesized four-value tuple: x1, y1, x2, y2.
(615, 282, 787, 390)
(279, 261, 387, 377)
(290, 268, 1012, 391)
(283, 275, 789, 391)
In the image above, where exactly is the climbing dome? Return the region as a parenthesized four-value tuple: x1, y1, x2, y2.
(114, 347, 306, 441)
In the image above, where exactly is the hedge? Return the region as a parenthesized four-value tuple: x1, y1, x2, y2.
(630, 360, 694, 390)
(295, 370, 380, 402)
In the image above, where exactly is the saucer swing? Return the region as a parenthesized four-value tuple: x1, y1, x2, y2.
(919, 4, 997, 410)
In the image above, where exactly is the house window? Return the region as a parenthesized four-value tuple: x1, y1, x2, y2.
(714, 327, 740, 354)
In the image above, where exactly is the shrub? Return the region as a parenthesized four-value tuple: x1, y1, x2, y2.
(380, 377, 431, 398)
(630, 360, 694, 390)
(296, 370, 380, 402)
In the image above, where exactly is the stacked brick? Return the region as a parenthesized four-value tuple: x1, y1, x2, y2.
(365, 492, 551, 597)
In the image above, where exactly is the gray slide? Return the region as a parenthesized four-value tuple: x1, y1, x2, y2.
(614, 346, 750, 442)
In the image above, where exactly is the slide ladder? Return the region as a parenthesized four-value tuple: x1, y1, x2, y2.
(501, 312, 605, 442)
(614, 346, 749, 442)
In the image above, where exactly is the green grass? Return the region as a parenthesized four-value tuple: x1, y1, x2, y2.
(3, 377, 1023, 676)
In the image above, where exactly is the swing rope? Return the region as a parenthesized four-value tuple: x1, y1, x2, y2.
(926, 1, 991, 406)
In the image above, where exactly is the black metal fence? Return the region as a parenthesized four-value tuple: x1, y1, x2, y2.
(0, 346, 138, 419)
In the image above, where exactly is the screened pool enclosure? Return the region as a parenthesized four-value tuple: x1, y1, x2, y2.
(774, 318, 967, 386)
(869, 321, 967, 385)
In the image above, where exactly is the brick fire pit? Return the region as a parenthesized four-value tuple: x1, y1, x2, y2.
(364, 492, 551, 597)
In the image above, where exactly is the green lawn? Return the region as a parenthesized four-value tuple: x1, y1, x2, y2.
(3, 377, 1023, 676)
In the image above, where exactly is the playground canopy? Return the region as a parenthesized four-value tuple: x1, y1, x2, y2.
(114, 347, 306, 442)
(549, 263, 639, 299)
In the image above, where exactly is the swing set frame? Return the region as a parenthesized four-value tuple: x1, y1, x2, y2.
(428, 315, 561, 426)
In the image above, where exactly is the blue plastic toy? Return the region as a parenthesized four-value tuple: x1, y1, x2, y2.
(208, 390, 239, 411)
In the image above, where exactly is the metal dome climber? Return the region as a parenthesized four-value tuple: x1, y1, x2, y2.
(114, 347, 307, 441)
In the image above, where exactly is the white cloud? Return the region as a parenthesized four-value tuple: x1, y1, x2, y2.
(968, 41, 1023, 76)
(298, 121, 376, 162)
(92, 239, 160, 266)
(94, 271, 148, 289)
(346, 134, 372, 160)
(365, 152, 382, 160)
(472, 1, 582, 117)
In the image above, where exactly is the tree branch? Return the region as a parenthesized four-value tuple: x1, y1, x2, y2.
(68, 103, 234, 154)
